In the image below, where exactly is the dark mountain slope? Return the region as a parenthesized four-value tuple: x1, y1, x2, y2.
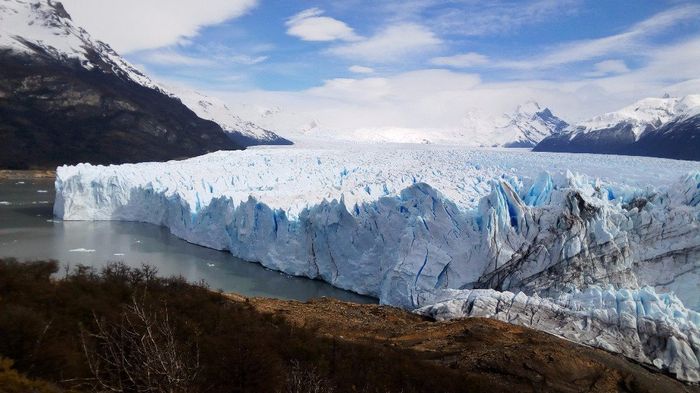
(0, 1, 240, 169)
(626, 114, 700, 161)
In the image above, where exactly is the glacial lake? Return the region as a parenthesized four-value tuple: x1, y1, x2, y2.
(0, 177, 375, 303)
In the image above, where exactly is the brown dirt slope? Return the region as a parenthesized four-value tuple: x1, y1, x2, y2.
(236, 295, 699, 393)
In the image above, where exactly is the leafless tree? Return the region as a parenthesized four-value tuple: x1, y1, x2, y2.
(80, 296, 200, 393)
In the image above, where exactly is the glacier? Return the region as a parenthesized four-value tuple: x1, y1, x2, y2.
(54, 146, 700, 382)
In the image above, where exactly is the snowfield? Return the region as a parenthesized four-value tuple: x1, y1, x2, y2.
(54, 145, 700, 382)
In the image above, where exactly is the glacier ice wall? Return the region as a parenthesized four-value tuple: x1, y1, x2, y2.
(54, 148, 700, 381)
(416, 286, 700, 382)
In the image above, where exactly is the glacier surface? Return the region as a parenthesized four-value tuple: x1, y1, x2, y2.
(54, 146, 700, 381)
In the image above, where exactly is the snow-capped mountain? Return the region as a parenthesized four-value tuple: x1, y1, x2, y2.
(0, 0, 239, 168)
(0, 0, 159, 91)
(575, 95, 700, 139)
(0, 0, 284, 148)
(535, 95, 700, 161)
(298, 101, 568, 147)
(172, 89, 292, 147)
(456, 102, 568, 147)
(491, 101, 569, 147)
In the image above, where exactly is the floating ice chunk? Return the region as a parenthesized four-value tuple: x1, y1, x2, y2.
(69, 248, 96, 253)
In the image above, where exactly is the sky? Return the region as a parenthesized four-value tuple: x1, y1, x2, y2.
(60, 0, 700, 133)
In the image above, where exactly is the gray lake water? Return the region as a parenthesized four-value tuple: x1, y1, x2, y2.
(0, 177, 375, 303)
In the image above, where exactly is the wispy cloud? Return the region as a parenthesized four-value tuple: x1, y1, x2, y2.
(230, 54, 268, 65)
(390, 0, 582, 37)
(141, 50, 215, 66)
(497, 4, 700, 70)
(328, 23, 441, 63)
(286, 8, 360, 42)
(348, 65, 375, 74)
(430, 52, 489, 68)
(137, 48, 268, 68)
(584, 60, 630, 77)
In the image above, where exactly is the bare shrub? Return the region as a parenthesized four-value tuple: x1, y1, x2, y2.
(281, 360, 334, 393)
(80, 296, 200, 393)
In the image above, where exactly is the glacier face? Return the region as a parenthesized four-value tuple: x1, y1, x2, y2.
(54, 146, 700, 381)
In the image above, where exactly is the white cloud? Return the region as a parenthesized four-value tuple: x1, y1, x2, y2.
(328, 23, 441, 63)
(430, 52, 489, 68)
(349, 65, 375, 74)
(305, 69, 482, 104)
(570, 36, 700, 98)
(285, 8, 359, 42)
(585, 60, 630, 77)
(498, 4, 700, 70)
(138, 50, 266, 67)
(60, 0, 259, 53)
(431, 0, 581, 37)
(230, 54, 268, 65)
(141, 50, 215, 66)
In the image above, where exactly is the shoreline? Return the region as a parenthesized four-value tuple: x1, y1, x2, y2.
(0, 169, 56, 180)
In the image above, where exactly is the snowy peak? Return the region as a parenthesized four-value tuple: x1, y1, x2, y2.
(172, 89, 293, 147)
(0, 0, 79, 54)
(0, 0, 159, 90)
(534, 94, 700, 161)
(497, 102, 569, 147)
(458, 103, 568, 147)
(574, 94, 700, 138)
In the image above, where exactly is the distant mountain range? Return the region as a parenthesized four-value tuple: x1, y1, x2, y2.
(534, 95, 700, 161)
(280, 100, 570, 147)
(0, 0, 288, 168)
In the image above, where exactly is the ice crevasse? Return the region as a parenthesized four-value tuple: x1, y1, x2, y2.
(54, 148, 700, 382)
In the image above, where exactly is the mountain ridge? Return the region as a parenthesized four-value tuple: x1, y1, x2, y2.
(0, 0, 243, 168)
(534, 94, 700, 161)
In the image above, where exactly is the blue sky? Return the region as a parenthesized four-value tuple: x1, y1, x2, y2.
(63, 0, 700, 128)
(105, 0, 700, 91)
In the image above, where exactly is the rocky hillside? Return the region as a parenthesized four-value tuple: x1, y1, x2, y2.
(0, 0, 240, 169)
